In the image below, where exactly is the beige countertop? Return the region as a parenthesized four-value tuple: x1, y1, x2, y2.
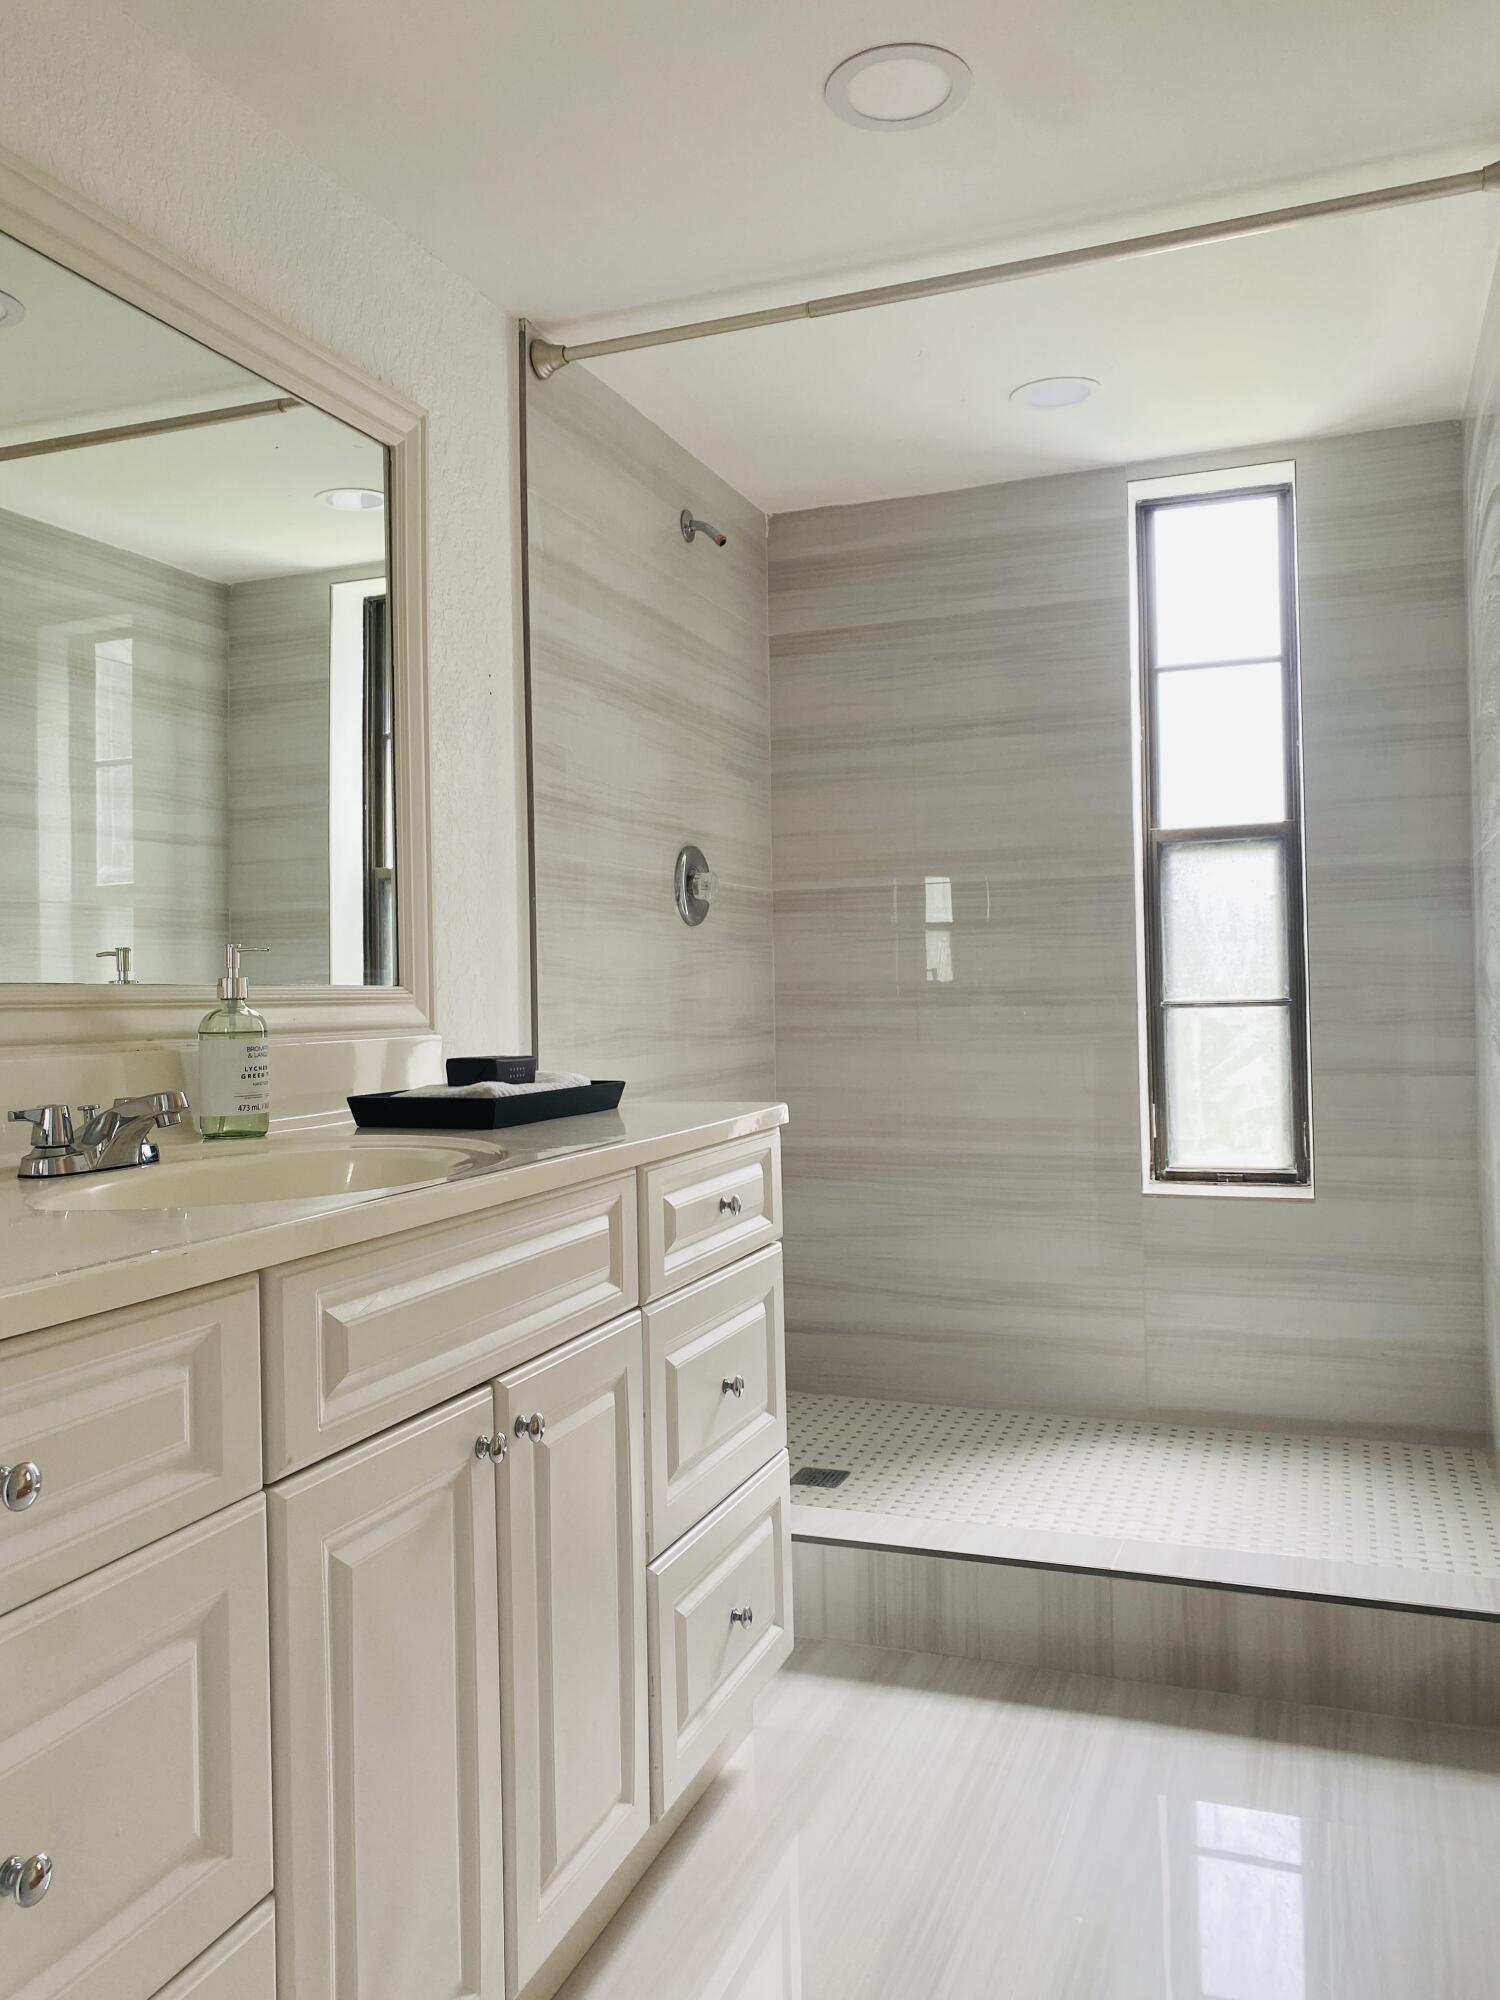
(0, 1099, 787, 1340)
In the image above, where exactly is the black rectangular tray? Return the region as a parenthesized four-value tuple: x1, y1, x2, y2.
(348, 1079, 625, 1131)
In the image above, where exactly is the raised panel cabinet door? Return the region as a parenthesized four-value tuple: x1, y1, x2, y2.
(0, 1499, 272, 2000)
(150, 1901, 275, 1998)
(496, 1313, 649, 1994)
(267, 1388, 504, 2000)
(262, 1174, 637, 1477)
(0, 1279, 262, 1616)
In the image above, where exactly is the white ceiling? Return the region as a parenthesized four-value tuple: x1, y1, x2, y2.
(585, 195, 1500, 512)
(112, 0, 1500, 509)
(0, 231, 387, 579)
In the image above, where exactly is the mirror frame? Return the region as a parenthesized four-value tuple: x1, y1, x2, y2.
(0, 141, 434, 1046)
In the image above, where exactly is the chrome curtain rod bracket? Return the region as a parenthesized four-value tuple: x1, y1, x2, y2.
(528, 158, 1500, 380)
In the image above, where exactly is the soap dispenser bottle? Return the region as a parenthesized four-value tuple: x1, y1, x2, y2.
(198, 944, 270, 1139)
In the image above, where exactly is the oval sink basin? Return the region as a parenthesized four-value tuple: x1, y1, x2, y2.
(30, 1142, 503, 1213)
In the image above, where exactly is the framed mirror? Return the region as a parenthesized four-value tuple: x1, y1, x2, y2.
(0, 149, 430, 1043)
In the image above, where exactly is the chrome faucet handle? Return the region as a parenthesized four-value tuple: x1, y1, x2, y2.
(111, 1089, 189, 1127)
(7, 1106, 74, 1150)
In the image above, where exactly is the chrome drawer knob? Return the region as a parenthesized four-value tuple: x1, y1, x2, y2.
(514, 1412, 546, 1443)
(722, 1374, 746, 1398)
(718, 1193, 743, 1217)
(1, 1854, 52, 1908)
(0, 1463, 41, 1512)
(474, 1433, 508, 1465)
(729, 1606, 754, 1628)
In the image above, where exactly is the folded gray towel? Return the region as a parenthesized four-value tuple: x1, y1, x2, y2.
(398, 1071, 591, 1101)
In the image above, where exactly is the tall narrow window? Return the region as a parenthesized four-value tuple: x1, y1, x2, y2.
(1133, 474, 1311, 1189)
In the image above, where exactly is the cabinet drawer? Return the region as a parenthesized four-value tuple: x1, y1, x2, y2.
(150, 1902, 275, 1999)
(641, 1133, 781, 1301)
(648, 1453, 793, 1818)
(645, 1247, 786, 1557)
(263, 1174, 637, 1476)
(0, 1280, 262, 1617)
(0, 1499, 273, 2000)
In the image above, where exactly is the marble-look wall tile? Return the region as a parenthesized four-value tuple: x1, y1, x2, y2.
(0, 503, 229, 985)
(1465, 249, 1500, 1444)
(771, 424, 1484, 1436)
(527, 364, 773, 1096)
(792, 1541, 1500, 1729)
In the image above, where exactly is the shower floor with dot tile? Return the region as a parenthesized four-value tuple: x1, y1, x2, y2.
(788, 1391, 1500, 1616)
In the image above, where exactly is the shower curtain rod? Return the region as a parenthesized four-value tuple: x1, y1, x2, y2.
(529, 159, 1500, 380)
(0, 396, 301, 463)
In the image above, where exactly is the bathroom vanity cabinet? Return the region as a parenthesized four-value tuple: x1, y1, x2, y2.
(0, 1112, 791, 2000)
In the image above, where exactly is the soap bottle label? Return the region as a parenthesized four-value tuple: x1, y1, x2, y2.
(199, 1037, 270, 1117)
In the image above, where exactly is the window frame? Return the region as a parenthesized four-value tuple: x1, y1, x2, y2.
(1131, 470, 1313, 1194)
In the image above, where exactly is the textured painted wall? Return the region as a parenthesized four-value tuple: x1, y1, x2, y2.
(771, 423, 1484, 1437)
(1465, 254, 1500, 1446)
(0, 503, 229, 985)
(0, 0, 526, 1049)
(526, 363, 774, 1097)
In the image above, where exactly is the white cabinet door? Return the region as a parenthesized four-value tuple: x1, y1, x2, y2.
(268, 1389, 504, 2000)
(0, 1501, 271, 2000)
(496, 1314, 649, 1993)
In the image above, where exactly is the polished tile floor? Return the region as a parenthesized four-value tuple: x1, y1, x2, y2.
(561, 1642, 1500, 1999)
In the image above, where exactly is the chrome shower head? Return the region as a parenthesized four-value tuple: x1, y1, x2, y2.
(680, 509, 727, 548)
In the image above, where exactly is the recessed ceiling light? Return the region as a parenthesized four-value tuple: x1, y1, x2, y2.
(317, 487, 384, 511)
(1009, 376, 1098, 409)
(824, 45, 972, 131)
(0, 289, 27, 329)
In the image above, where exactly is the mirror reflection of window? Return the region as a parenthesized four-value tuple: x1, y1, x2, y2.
(925, 872, 954, 984)
(0, 225, 395, 988)
(1162, 1797, 1311, 2000)
(92, 636, 133, 888)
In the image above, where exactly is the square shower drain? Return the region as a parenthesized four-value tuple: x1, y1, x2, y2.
(792, 1465, 852, 1490)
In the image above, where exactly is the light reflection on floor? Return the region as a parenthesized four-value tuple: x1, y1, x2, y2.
(560, 1642, 1500, 2000)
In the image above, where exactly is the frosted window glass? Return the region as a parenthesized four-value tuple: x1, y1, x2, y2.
(1155, 661, 1285, 829)
(1152, 494, 1282, 667)
(1165, 1006, 1294, 1171)
(1162, 841, 1288, 1002)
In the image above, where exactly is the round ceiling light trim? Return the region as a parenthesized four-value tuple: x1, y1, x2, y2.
(0, 288, 27, 329)
(1009, 376, 1099, 409)
(316, 487, 385, 511)
(824, 44, 972, 132)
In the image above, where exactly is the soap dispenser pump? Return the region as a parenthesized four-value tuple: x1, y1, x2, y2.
(198, 944, 270, 1139)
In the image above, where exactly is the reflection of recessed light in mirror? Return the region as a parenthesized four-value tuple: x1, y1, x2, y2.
(317, 487, 385, 511)
(0, 289, 27, 328)
(1009, 377, 1098, 409)
(825, 45, 972, 130)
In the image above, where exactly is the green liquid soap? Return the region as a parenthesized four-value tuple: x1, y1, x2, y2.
(198, 944, 270, 1139)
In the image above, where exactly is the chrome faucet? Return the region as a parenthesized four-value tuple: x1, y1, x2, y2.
(8, 1091, 189, 1179)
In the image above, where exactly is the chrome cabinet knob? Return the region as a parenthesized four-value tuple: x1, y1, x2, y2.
(0, 1854, 52, 1907)
(719, 1193, 743, 1218)
(514, 1412, 546, 1443)
(474, 1433, 508, 1465)
(729, 1606, 754, 1628)
(0, 1463, 41, 1512)
(722, 1374, 746, 1398)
